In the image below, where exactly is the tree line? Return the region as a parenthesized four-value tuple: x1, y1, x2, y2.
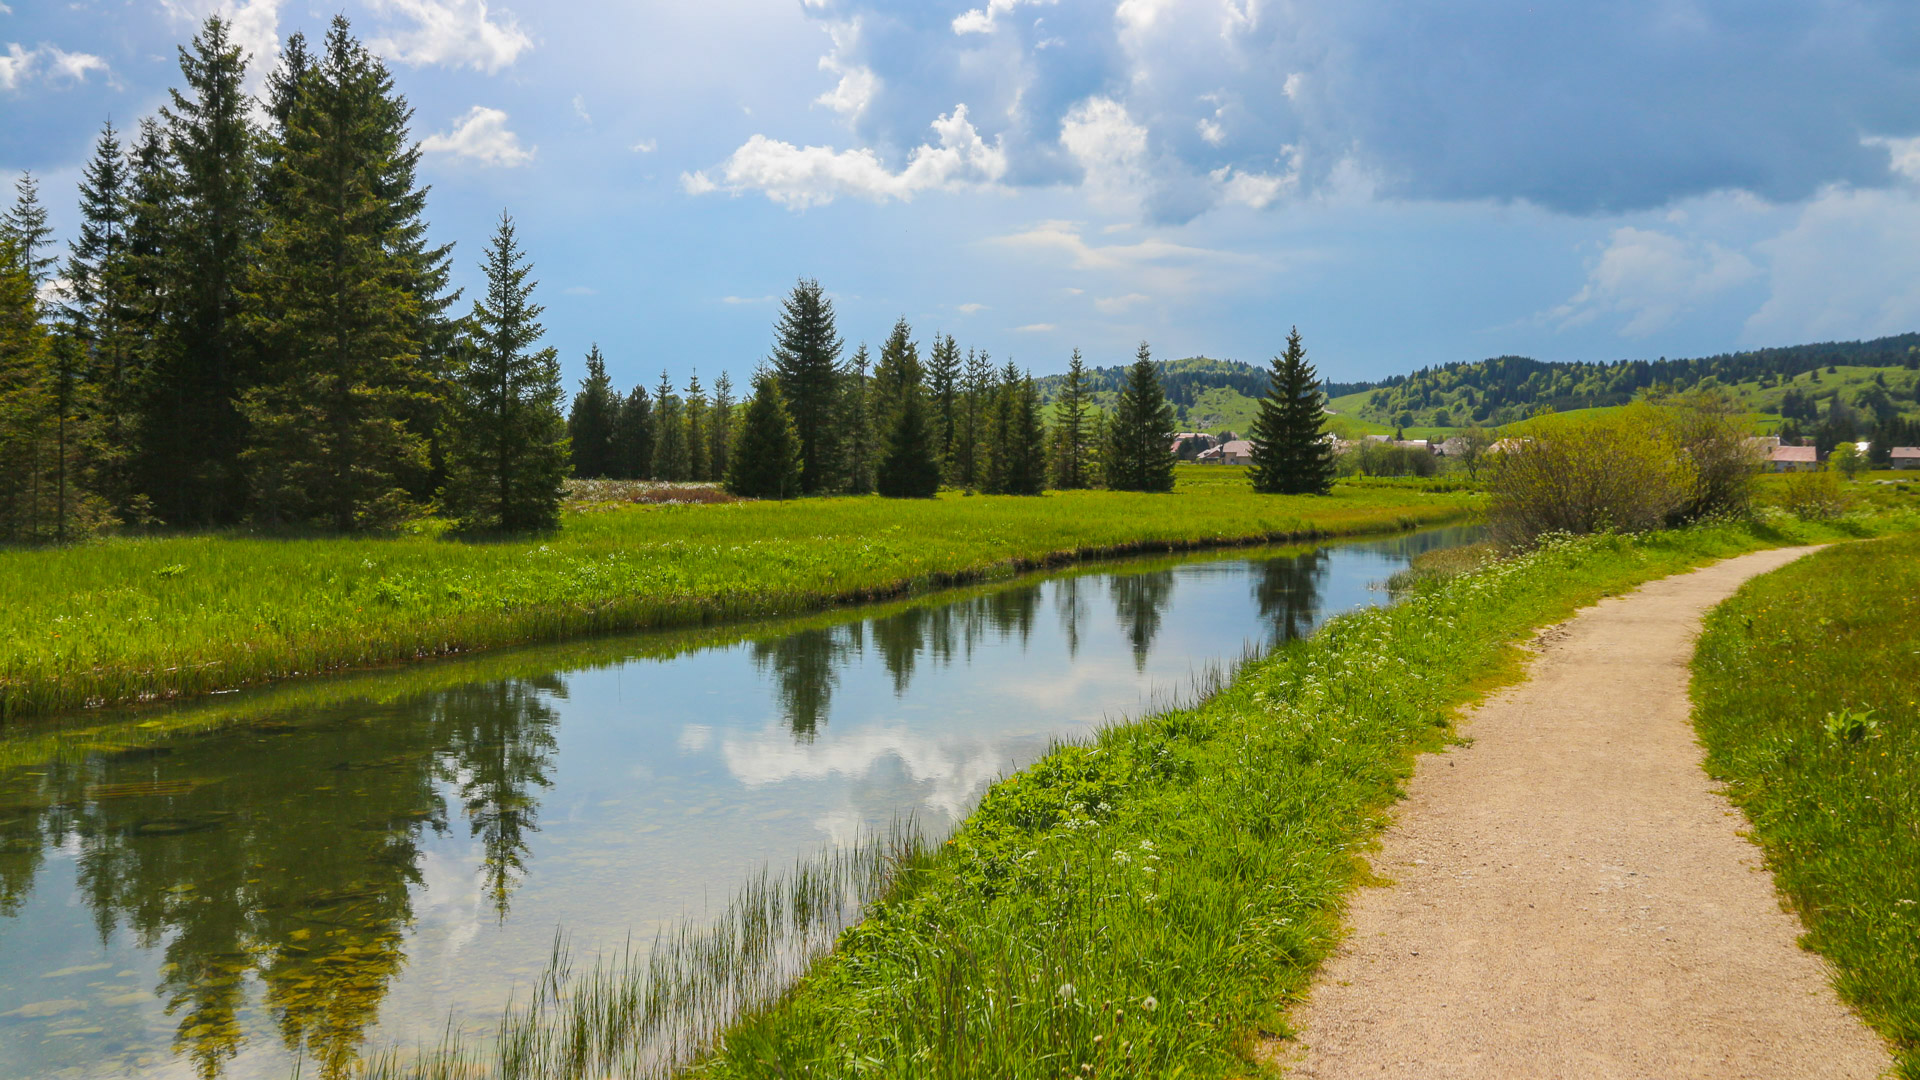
(0, 15, 568, 541)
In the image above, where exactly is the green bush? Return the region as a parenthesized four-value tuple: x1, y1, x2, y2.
(1487, 404, 1694, 546)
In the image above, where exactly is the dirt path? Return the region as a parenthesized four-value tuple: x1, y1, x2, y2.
(1280, 546, 1892, 1079)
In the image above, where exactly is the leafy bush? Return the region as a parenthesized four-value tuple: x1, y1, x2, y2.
(1487, 404, 1694, 546)
(1779, 468, 1853, 520)
(1337, 441, 1438, 478)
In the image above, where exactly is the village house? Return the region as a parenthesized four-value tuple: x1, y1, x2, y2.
(1170, 432, 1221, 461)
(1892, 446, 1920, 470)
(1196, 439, 1255, 465)
(1768, 445, 1819, 472)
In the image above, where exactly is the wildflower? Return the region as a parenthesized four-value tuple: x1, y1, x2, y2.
(1140, 995, 1158, 1012)
(1057, 982, 1076, 1002)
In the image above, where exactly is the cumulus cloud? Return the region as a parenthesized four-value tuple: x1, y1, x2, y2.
(1745, 185, 1920, 344)
(0, 43, 110, 90)
(421, 106, 534, 166)
(369, 0, 531, 73)
(815, 20, 876, 119)
(952, 0, 1055, 35)
(1060, 96, 1149, 208)
(991, 219, 1253, 298)
(1865, 135, 1920, 183)
(956, 302, 987, 314)
(630, 139, 656, 153)
(1550, 227, 1758, 337)
(684, 104, 1007, 209)
(160, 0, 282, 72)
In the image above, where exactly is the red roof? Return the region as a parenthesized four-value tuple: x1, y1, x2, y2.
(1893, 447, 1920, 460)
(1770, 446, 1817, 463)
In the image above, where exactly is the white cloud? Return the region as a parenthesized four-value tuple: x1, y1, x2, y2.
(1745, 185, 1920, 343)
(369, 0, 530, 74)
(1196, 117, 1225, 146)
(571, 93, 589, 123)
(631, 139, 656, 153)
(420, 106, 534, 167)
(1114, 0, 1174, 33)
(952, 0, 1055, 35)
(1211, 161, 1295, 209)
(1865, 135, 1920, 183)
(160, 0, 282, 74)
(1282, 72, 1303, 100)
(815, 20, 876, 119)
(1550, 226, 1758, 337)
(685, 104, 1007, 209)
(1094, 292, 1149, 313)
(991, 219, 1257, 297)
(1060, 96, 1149, 209)
(1, 42, 110, 90)
(956, 302, 987, 314)
(1014, 323, 1057, 332)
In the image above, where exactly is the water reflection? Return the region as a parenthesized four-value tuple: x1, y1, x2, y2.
(0, 527, 1475, 1079)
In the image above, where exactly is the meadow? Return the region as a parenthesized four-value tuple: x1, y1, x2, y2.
(0, 470, 1474, 721)
(1692, 530, 1920, 1077)
(357, 507, 1919, 1080)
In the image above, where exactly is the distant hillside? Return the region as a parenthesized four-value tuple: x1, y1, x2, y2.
(1035, 357, 1271, 433)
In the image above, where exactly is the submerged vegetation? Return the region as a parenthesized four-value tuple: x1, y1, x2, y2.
(1692, 531, 1920, 1077)
(346, 510, 1918, 1080)
(0, 478, 1473, 720)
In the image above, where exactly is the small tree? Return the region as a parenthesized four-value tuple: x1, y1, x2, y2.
(1831, 441, 1865, 481)
(839, 343, 875, 494)
(1004, 370, 1046, 496)
(1104, 342, 1176, 492)
(566, 345, 618, 478)
(651, 369, 687, 481)
(1051, 348, 1093, 489)
(927, 333, 961, 470)
(1454, 425, 1496, 480)
(770, 278, 841, 493)
(610, 383, 652, 479)
(685, 372, 709, 481)
(708, 372, 735, 483)
(876, 385, 941, 498)
(442, 213, 569, 533)
(1249, 326, 1335, 495)
(727, 370, 801, 499)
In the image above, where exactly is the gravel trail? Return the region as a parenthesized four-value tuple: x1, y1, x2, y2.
(1280, 546, 1892, 1079)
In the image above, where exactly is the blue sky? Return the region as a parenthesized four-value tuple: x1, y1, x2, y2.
(5, 0, 1920, 393)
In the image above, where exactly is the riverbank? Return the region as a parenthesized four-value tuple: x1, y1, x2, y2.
(0, 478, 1473, 722)
(1693, 531, 1920, 1077)
(361, 509, 1915, 1080)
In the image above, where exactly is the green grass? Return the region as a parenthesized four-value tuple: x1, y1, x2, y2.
(1692, 531, 1920, 1076)
(0, 477, 1476, 722)
(351, 508, 1919, 1080)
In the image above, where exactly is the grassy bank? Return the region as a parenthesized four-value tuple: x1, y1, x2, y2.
(1692, 531, 1920, 1076)
(0, 478, 1473, 721)
(362, 508, 1916, 1080)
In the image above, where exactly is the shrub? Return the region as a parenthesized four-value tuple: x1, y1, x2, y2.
(1337, 441, 1438, 478)
(1487, 404, 1694, 546)
(1780, 468, 1852, 520)
(1664, 389, 1766, 522)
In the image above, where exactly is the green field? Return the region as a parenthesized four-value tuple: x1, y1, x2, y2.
(1693, 532, 1920, 1076)
(361, 509, 1920, 1080)
(0, 471, 1475, 722)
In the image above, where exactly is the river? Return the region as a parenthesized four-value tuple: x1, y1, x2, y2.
(0, 525, 1478, 1079)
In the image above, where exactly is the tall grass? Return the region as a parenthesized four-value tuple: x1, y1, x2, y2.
(1692, 531, 1920, 1077)
(0, 479, 1474, 721)
(346, 508, 1919, 1080)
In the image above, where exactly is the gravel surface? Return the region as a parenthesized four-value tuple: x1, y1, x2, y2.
(1279, 546, 1893, 1079)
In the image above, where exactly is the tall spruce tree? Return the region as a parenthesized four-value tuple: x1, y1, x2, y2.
(875, 380, 940, 498)
(1248, 326, 1335, 495)
(955, 346, 993, 489)
(0, 239, 54, 540)
(983, 361, 1014, 493)
(610, 383, 653, 479)
(1006, 369, 1046, 496)
(839, 343, 875, 494)
(685, 372, 709, 481)
(241, 18, 433, 530)
(651, 369, 687, 481)
(769, 278, 841, 493)
(147, 15, 262, 525)
(708, 372, 734, 483)
(726, 369, 801, 499)
(927, 333, 960, 471)
(1, 173, 56, 286)
(441, 213, 568, 532)
(1105, 341, 1176, 492)
(62, 121, 142, 517)
(870, 317, 920, 436)
(567, 344, 618, 477)
(1051, 348, 1092, 489)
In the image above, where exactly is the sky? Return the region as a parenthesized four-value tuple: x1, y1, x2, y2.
(5, 0, 1920, 393)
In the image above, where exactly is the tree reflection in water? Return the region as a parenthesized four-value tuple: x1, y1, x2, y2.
(0, 677, 560, 1078)
(1254, 548, 1331, 643)
(1109, 570, 1177, 670)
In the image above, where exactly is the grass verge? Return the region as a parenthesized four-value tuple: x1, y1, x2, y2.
(356, 508, 1917, 1080)
(1692, 531, 1920, 1077)
(0, 478, 1473, 722)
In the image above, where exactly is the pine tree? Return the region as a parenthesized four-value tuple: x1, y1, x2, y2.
(442, 213, 568, 533)
(726, 369, 801, 499)
(62, 121, 142, 518)
(1006, 370, 1046, 496)
(769, 278, 841, 493)
(927, 333, 960, 470)
(1105, 341, 1176, 492)
(567, 344, 618, 477)
(1, 173, 56, 286)
(870, 317, 920, 437)
(708, 372, 735, 484)
(1248, 326, 1335, 495)
(875, 380, 940, 498)
(1051, 348, 1092, 489)
(240, 18, 433, 530)
(142, 16, 262, 525)
(0, 240, 54, 540)
(983, 361, 1014, 494)
(839, 343, 874, 494)
(685, 372, 710, 481)
(955, 347, 993, 489)
(652, 369, 687, 481)
(611, 383, 653, 479)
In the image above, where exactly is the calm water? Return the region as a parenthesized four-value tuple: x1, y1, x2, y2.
(0, 526, 1477, 1079)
